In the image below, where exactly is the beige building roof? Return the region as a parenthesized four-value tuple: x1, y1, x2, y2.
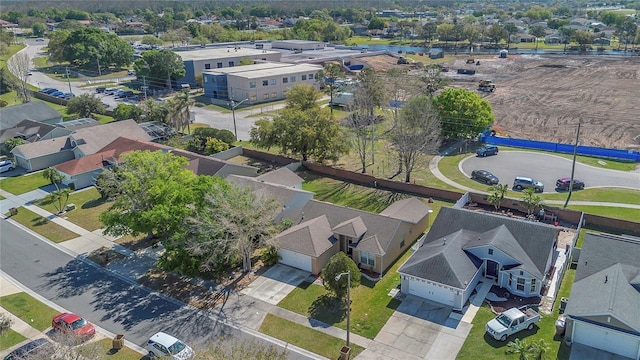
(275, 215, 336, 257)
(332, 216, 368, 238)
(255, 167, 303, 188)
(379, 197, 432, 224)
(71, 119, 151, 156)
(12, 136, 70, 158)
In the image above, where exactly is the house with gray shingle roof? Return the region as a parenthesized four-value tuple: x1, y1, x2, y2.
(255, 167, 304, 189)
(564, 233, 640, 359)
(0, 102, 63, 131)
(276, 198, 432, 275)
(398, 207, 559, 310)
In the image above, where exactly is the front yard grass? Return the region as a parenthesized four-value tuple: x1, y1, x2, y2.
(8, 206, 79, 243)
(457, 267, 576, 360)
(80, 338, 144, 360)
(0, 292, 60, 332)
(0, 329, 27, 350)
(0, 172, 50, 195)
(278, 248, 412, 339)
(566, 205, 640, 223)
(259, 314, 364, 359)
(37, 187, 110, 231)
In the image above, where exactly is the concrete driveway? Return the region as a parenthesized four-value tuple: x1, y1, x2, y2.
(569, 343, 632, 360)
(240, 264, 309, 305)
(358, 295, 472, 360)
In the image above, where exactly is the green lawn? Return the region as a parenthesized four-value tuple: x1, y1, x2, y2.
(0, 172, 50, 195)
(567, 205, 640, 223)
(0, 329, 27, 351)
(37, 188, 110, 231)
(8, 206, 79, 243)
(259, 314, 364, 359)
(457, 267, 575, 360)
(80, 338, 145, 360)
(0, 292, 60, 332)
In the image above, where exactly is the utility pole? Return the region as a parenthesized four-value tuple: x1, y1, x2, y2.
(564, 122, 581, 208)
(141, 76, 148, 100)
(65, 67, 72, 93)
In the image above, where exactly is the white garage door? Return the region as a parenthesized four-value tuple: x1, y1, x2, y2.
(407, 280, 456, 306)
(279, 249, 312, 273)
(573, 320, 640, 359)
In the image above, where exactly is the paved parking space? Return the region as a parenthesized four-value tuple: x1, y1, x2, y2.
(240, 264, 309, 305)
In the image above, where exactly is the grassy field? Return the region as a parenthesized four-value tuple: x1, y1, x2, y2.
(567, 205, 639, 222)
(8, 206, 79, 243)
(0, 292, 60, 332)
(37, 187, 110, 231)
(259, 314, 364, 359)
(0, 329, 27, 351)
(457, 267, 575, 360)
(80, 338, 145, 360)
(0, 172, 50, 195)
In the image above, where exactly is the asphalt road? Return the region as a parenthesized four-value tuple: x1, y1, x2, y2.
(0, 220, 311, 359)
(461, 151, 640, 192)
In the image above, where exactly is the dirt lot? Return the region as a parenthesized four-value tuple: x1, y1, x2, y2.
(446, 54, 640, 150)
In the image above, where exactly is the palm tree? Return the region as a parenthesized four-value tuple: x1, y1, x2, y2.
(521, 188, 544, 215)
(489, 184, 509, 210)
(170, 90, 195, 134)
(42, 167, 64, 191)
(506, 338, 534, 360)
(46, 188, 72, 214)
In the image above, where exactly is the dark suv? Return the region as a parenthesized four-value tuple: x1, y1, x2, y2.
(476, 145, 499, 157)
(513, 176, 544, 192)
(471, 170, 499, 185)
(556, 178, 585, 191)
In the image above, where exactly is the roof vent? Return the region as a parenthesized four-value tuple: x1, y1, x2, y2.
(443, 238, 446, 245)
(604, 275, 608, 283)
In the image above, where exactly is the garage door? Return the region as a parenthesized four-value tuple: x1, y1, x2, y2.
(279, 249, 312, 273)
(407, 280, 455, 306)
(573, 320, 640, 359)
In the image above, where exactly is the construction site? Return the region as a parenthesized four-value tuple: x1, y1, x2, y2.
(359, 53, 640, 151)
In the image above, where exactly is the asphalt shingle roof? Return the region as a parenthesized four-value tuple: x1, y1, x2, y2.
(274, 215, 336, 257)
(398, 207, 558, 288)
(332, 216, 367, 239)
(255, 167, 303, 188)
(379, 197, 432, 224)
(0, 102, 62, 130)
(0, 119, 57, 143)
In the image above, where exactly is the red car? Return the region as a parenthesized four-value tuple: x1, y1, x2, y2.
(51, 313, 96, 338)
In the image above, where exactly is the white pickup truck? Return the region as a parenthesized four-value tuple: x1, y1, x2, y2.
(486, 306, 541, 341)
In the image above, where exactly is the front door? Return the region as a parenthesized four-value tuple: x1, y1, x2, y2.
(486, 260, 499, 279)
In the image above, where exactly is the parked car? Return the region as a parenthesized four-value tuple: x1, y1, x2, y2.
(471, 170, 499, 185)
(3, 338, 54, 360)
(476, 145, 499, 157)
(50, 91, 65, 98)
(95, 87, 106, 93)
(63, 92, 75, 99)
(513, 176, 544, 192)
(0, 160, 15, 173)
(104, 88, 119, 95)
(555, 178, 585, 191)
(51, 312, 96, 338)
(116, 90, 134, 99)
(39, 88, 58, 94)
(486, 306, 541, 341)
(127, 70, 136, 75)
(147, 332, 194, 359)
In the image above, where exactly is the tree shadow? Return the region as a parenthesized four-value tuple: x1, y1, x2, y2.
(82, 198, 108, 209)
(308, 294, 345, 326)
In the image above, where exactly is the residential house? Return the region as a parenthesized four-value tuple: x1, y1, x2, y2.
(54, 137, 258, 189)
(0, 102, 63, 131)
(512, 33, 536, 43)
(255, 167, 304, 189)
(0, 120, 58, 145)
(11, 120, 150, 172)
(545, 34, 567, 44)
(275, 197, 432, 275)
(398, 207, 559, 310)
(564, 233, 640, 360)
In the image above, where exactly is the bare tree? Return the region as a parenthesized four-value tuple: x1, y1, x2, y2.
(419, 64, 450, 99)
(345, 104, 371, 173)
(384, 67, 415, 174)
(8, 52, 31, 103)
(391, 96, 442, 183)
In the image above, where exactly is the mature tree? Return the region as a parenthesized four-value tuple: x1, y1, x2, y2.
(488, 184, 509, 210)
(317, 63, 345, 114)
(112, 103, 143, 122)
(44, 188, 73, 214)
(529, 26, 546, 51)
(437, 23, 455, 43)
(391, 96, 441, 183)
(204, 137, 229, 155)
(322, 252, 361, 299)
(486, 24, 507, 45)
(141, 35, 164, 46)
(572, 30, 594, 50)
(355, 68, 385, 119)
(503, 22, 519, 48)
(60, 28, 133, 68)
(186, 127, 236, 154)
(520, 188, 543, 215)
(384, 67, 412, 125)
(32, 22, 47, 37)
(250, 84, 348, 162)
(420, 64, 450, 98)
(0, 68, 14, 96)
(7, 53, 31, 103)
(42, 167, 65, 191)
(139, 99, 171, 124)
(99, 150, 214, 241)
(433, 88, 494, 139)
(66, 94, 105, 118)
(421, 22, 438, 44)
(618, 18, 638, 51)
(368, 17, 386, 30)
(0, 30, 15, 47)
(345, 103, 372, 173)
(168, 90, 194, 133)
(47, 30, 70, 63)
(134, 49, 186, 89)
(463, 24, 482, 46)
(559, 27, 576, 51)
(2, 137, 26, 155)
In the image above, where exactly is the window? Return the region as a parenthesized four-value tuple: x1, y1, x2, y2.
(400, 240, 405, 248)
(271, 92, 277, 98)
(217, 62, 223, 68)
(309, 73, 314, 79)
(204, 63, 211, 69)
(360, 251, 375, 266)
(509, 273, 513, 286)
(302, 75, 307, 80)
(228, 61, 234, 67)
(250, 95, 257, 102)
(530, 279, 536, 292)
(517, 278, 525, 291)
(270, 79, 276, 85)
(290, 76, 296, 82)
(249, 81, 256, 88)
(203, 77, 207, 83)
(282, 77, 288, 84)
(263, 93, 270, 99)
(488, 249, 493, 255)
(262, 80, 269, 86)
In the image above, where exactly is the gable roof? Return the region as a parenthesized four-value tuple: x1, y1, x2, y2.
(0, 119, 57, 143)
(70, 119, 151, 155)
(0, 102, 62, 130)
(398, 207, 558, 288)
(332, 216, 368, 238)
(12, 136, 72, 158)
(54, 150, 117, 175)
(565, 233, 640, 332)
(379, 197, 432, 224)
(275, 215, 336, 257)
(256, 167, 303, 188)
